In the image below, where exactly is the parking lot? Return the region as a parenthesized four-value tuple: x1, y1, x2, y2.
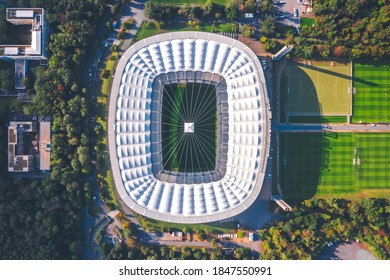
(273, 0, 310, 27)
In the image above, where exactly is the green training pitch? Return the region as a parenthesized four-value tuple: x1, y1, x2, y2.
(281, 133, 390, 200)
(161, 82, 217, 173)
(284, 61, 351, 118)
(352, 62, 390, 123)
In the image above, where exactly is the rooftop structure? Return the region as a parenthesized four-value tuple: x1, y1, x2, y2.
(1, 8, 46, 60)
(8, 121, 35, 172)
(8, 119, 51, 174)
(108, 32, 271, 223)
(272, 45, 294, 61)
(39, 121, 51, 171)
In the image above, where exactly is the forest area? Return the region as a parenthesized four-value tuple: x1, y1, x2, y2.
(293, 0, 390, 59)
(0, 0, 107, 259)
(260, 198, 390, 260)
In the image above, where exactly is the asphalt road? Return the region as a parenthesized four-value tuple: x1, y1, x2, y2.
(118, 0, 147, 53)
(82, 1, 148, 260)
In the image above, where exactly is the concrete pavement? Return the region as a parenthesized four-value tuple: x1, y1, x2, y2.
(118, 0, 147, 52)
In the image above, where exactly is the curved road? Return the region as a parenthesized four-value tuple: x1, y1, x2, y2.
(83, 1, 147, 260)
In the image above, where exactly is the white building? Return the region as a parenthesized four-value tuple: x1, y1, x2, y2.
(108, 32, 271, 223)
(1, 8, 48, 91)
(2, 8, 46, 61)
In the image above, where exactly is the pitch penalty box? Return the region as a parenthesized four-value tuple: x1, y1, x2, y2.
(285, 63, 351, 116)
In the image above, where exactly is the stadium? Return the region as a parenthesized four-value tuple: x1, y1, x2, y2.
(108, 32, 271, 223)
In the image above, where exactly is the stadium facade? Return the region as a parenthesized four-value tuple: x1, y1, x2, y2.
(108, 32, 271, 223)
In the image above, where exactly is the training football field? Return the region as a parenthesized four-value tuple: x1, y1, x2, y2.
(285, 62, 351, 118)
(281, 133, 390, 200)
(352, 62, 390, 123)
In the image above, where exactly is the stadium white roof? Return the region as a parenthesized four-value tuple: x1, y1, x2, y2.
(108, 32, 270, 223)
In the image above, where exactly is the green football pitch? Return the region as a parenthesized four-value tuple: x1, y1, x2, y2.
(281, 133, 390, 200)
(352, 62, 390, 123)
(284, 62, 351, 117)
(161, 82, 217, 173)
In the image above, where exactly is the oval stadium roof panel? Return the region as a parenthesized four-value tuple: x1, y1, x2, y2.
(108, 32, 270, 223)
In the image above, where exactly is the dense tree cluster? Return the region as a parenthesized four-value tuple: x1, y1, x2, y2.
(0, 0, 106, 259)
(259, 198, 390, 260)
(294, 0, 390, 59)
(0, 61, 14, 91)
(145, 0, 275, 23)
(145, 2, 180, 20)
(146, 0, 232, 21)
(102, 241, 254, 260)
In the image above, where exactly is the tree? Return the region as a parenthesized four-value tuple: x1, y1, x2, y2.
(194, 250, 205, 260)
(225, 0, 239, 21)
(233, 247, 253, 260)
(333, 45, 345, 57)
(198, 232, 206, 240)
(243, 0, 256, 13)
(122, 18, 135, 30)
(261, 17, 275, 37)
(260, 0, 274, 15)
(145, 2, 179, 20)
(77, 146, 91, 173)
(242, 24, 255, 38)
(0, 68, 14, 91)
(181, 3, 191, 17)
(203, 0, 216, 17)
(210, 248, 224, 260)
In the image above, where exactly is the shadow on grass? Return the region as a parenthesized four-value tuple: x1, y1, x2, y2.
(281, 133, 323, 201)
(280, 65, 323, 201)
(294, 61, 378, 87)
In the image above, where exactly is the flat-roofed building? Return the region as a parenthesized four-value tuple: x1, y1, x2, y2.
(8, 121, 34, 172)
(1, 8, 47, 61)
(39, 121, 51, 171)
(7, 119, 51, 174)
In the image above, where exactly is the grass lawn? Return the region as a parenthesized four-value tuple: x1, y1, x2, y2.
(101, 53, 117, 95)
(352, 62, 390, 123)
(285, 61, 351, 117)
(281, 133, 390, 200)
(150, 0, 228, 5)
(94, 51, 120, 210)
(137, 214, 238, 233)
(300, 17, 315, 28)
(135, 21, 236, 42)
